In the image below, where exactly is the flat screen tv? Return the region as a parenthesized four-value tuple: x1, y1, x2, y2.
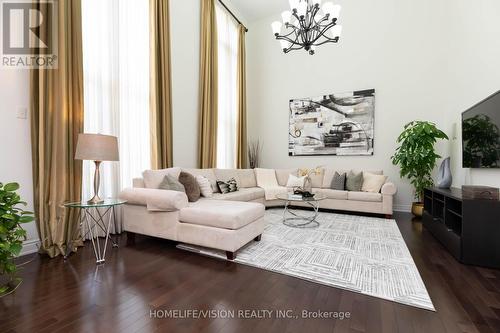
(462, 91, 500, 168)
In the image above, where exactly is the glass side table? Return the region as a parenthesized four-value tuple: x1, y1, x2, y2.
(64, 199, 126, 264)
(276, 192, 327, 228)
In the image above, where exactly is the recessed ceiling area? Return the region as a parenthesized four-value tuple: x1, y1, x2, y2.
(227, 0, 287, 22)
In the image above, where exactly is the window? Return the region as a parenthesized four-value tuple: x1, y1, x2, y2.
(81, 0, 150, 201)
(215, 3, 239, 169)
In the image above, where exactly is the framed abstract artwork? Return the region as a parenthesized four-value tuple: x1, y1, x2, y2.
(289, 89, 375, 156)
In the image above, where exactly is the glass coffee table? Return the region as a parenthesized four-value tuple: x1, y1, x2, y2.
(276, 192, 327, 228)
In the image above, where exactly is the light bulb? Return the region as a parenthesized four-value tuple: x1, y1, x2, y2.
(271, 21, 282, 35)
(281, 11, 292, 24)
(289, 0, 299, 11)
(297, 1, 307, 17)
(331, 24, 342, 38)
(322, 2, 334, 18)
(280, 40, 290, 51)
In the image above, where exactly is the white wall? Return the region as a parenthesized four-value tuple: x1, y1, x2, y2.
(246, 0, 451, 211)
(170, 0, 200, 168)
(0, 70, 40, 255)
(446, 0, 500, 189)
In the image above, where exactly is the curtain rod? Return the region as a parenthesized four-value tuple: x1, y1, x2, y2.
(218, 0, 249, 32)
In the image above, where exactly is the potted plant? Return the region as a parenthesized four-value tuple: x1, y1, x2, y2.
(0, 182, 34, 297)
(391, 121, 448, 217)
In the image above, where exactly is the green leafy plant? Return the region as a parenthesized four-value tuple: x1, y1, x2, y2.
(463, 114, 500, 168)
(0, 182, 34, 295)
(391, 121, 449, 202)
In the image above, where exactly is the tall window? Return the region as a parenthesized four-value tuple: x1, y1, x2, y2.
(81, 0, 150, 201)
(215, 3, 239, 169)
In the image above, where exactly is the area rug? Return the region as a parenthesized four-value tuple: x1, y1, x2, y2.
(177, 208, 435, 311)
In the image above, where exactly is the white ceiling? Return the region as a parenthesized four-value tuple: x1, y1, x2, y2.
(227, 0, 288, 22)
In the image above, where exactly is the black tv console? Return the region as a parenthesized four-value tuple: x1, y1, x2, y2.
(423, 187, 500, 269)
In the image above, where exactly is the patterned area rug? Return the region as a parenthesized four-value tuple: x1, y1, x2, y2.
(177, 208, 435, 311)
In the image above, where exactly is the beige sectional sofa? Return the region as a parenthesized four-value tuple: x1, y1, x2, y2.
(119, 167, 397, 260)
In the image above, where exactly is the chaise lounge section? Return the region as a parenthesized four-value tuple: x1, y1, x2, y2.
(119, 167, 397, 259)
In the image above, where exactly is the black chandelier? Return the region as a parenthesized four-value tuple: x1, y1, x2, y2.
(271, 0, 342, 55)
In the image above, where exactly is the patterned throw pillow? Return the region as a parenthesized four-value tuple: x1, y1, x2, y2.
(217, 177, 239, 194)
(158, 175, 185, 192)
(330, 172, 346, 190)
(345, 171, 363, 192)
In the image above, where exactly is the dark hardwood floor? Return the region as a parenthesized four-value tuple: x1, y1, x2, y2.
(2, 212, 500, 333)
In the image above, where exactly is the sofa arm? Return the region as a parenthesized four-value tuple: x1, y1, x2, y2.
(119, 188, 188, 212)
(381, 182, 397, 196)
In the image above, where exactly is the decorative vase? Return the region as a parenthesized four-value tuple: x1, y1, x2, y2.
(437, 157, 452, 189)
(303, 176, 313, 193)
(411, 202, 424, 217)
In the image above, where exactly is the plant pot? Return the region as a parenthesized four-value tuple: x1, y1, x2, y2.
(411, 202, 424, 217)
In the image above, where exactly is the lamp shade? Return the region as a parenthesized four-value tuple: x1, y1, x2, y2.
(75, 133, 119, 161)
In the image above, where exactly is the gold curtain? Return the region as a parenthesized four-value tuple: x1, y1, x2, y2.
(150, 0, 173, 169)
(30, 0, 84, 257)
(236, 24, 247, 169)
(198, 0, 218, 168)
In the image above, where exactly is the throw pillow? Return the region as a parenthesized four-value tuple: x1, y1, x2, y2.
(286, 174, 306, 188)
(362, 172, 388, 193)
(330, 172, 346, 190)
(178, 172, 201, 202)
(217, 177, 239, 194)
(158, 174, 185, 192)
(196, 175, 213, 198)
(345, 171, 363, 192)
(143, 167, 182, 189)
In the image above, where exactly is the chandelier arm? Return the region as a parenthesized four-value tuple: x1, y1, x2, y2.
(276, 35, 304, 47)
(311, 38, 339, 47)
(279, 27, 299, 39)
(284, 33, 304, 53)
(309, 22, 337, 45)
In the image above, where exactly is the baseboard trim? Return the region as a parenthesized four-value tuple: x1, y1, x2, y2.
(19, 238, 40, 256)
(394, 204, 412, 213)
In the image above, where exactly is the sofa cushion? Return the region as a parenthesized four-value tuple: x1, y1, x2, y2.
(143, 167, 181, 189)
(347, 191, 382, 202)
(346, 171, 363, 192)
(158, 175, 185, 192)
(322, 169, 348, 188)
(119, 188, 188, 211)
(182, 168, 218, 193)
(178, 172, 201, 202)
(217, 178, 238, 194)
(330, 172, 346, 190)
(275, 169, 297, 186)
(215, 169, 241, 185)
(362, 172, 388, 193)
(237, 169, 257, 188)
(313, 188, 348, 200)
(179, 200, 265, 230)
(211, 187, 265, 202)
(286, 174, 305, 188)
(196, 175, 213, 198)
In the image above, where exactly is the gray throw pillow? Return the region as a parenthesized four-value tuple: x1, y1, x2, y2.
(345, 171, 363, 191)
(217, 177, 239, 194)
(330, 172, 346, 190)
(158, 174, 185, 192)
(178, 172, 201, 202)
